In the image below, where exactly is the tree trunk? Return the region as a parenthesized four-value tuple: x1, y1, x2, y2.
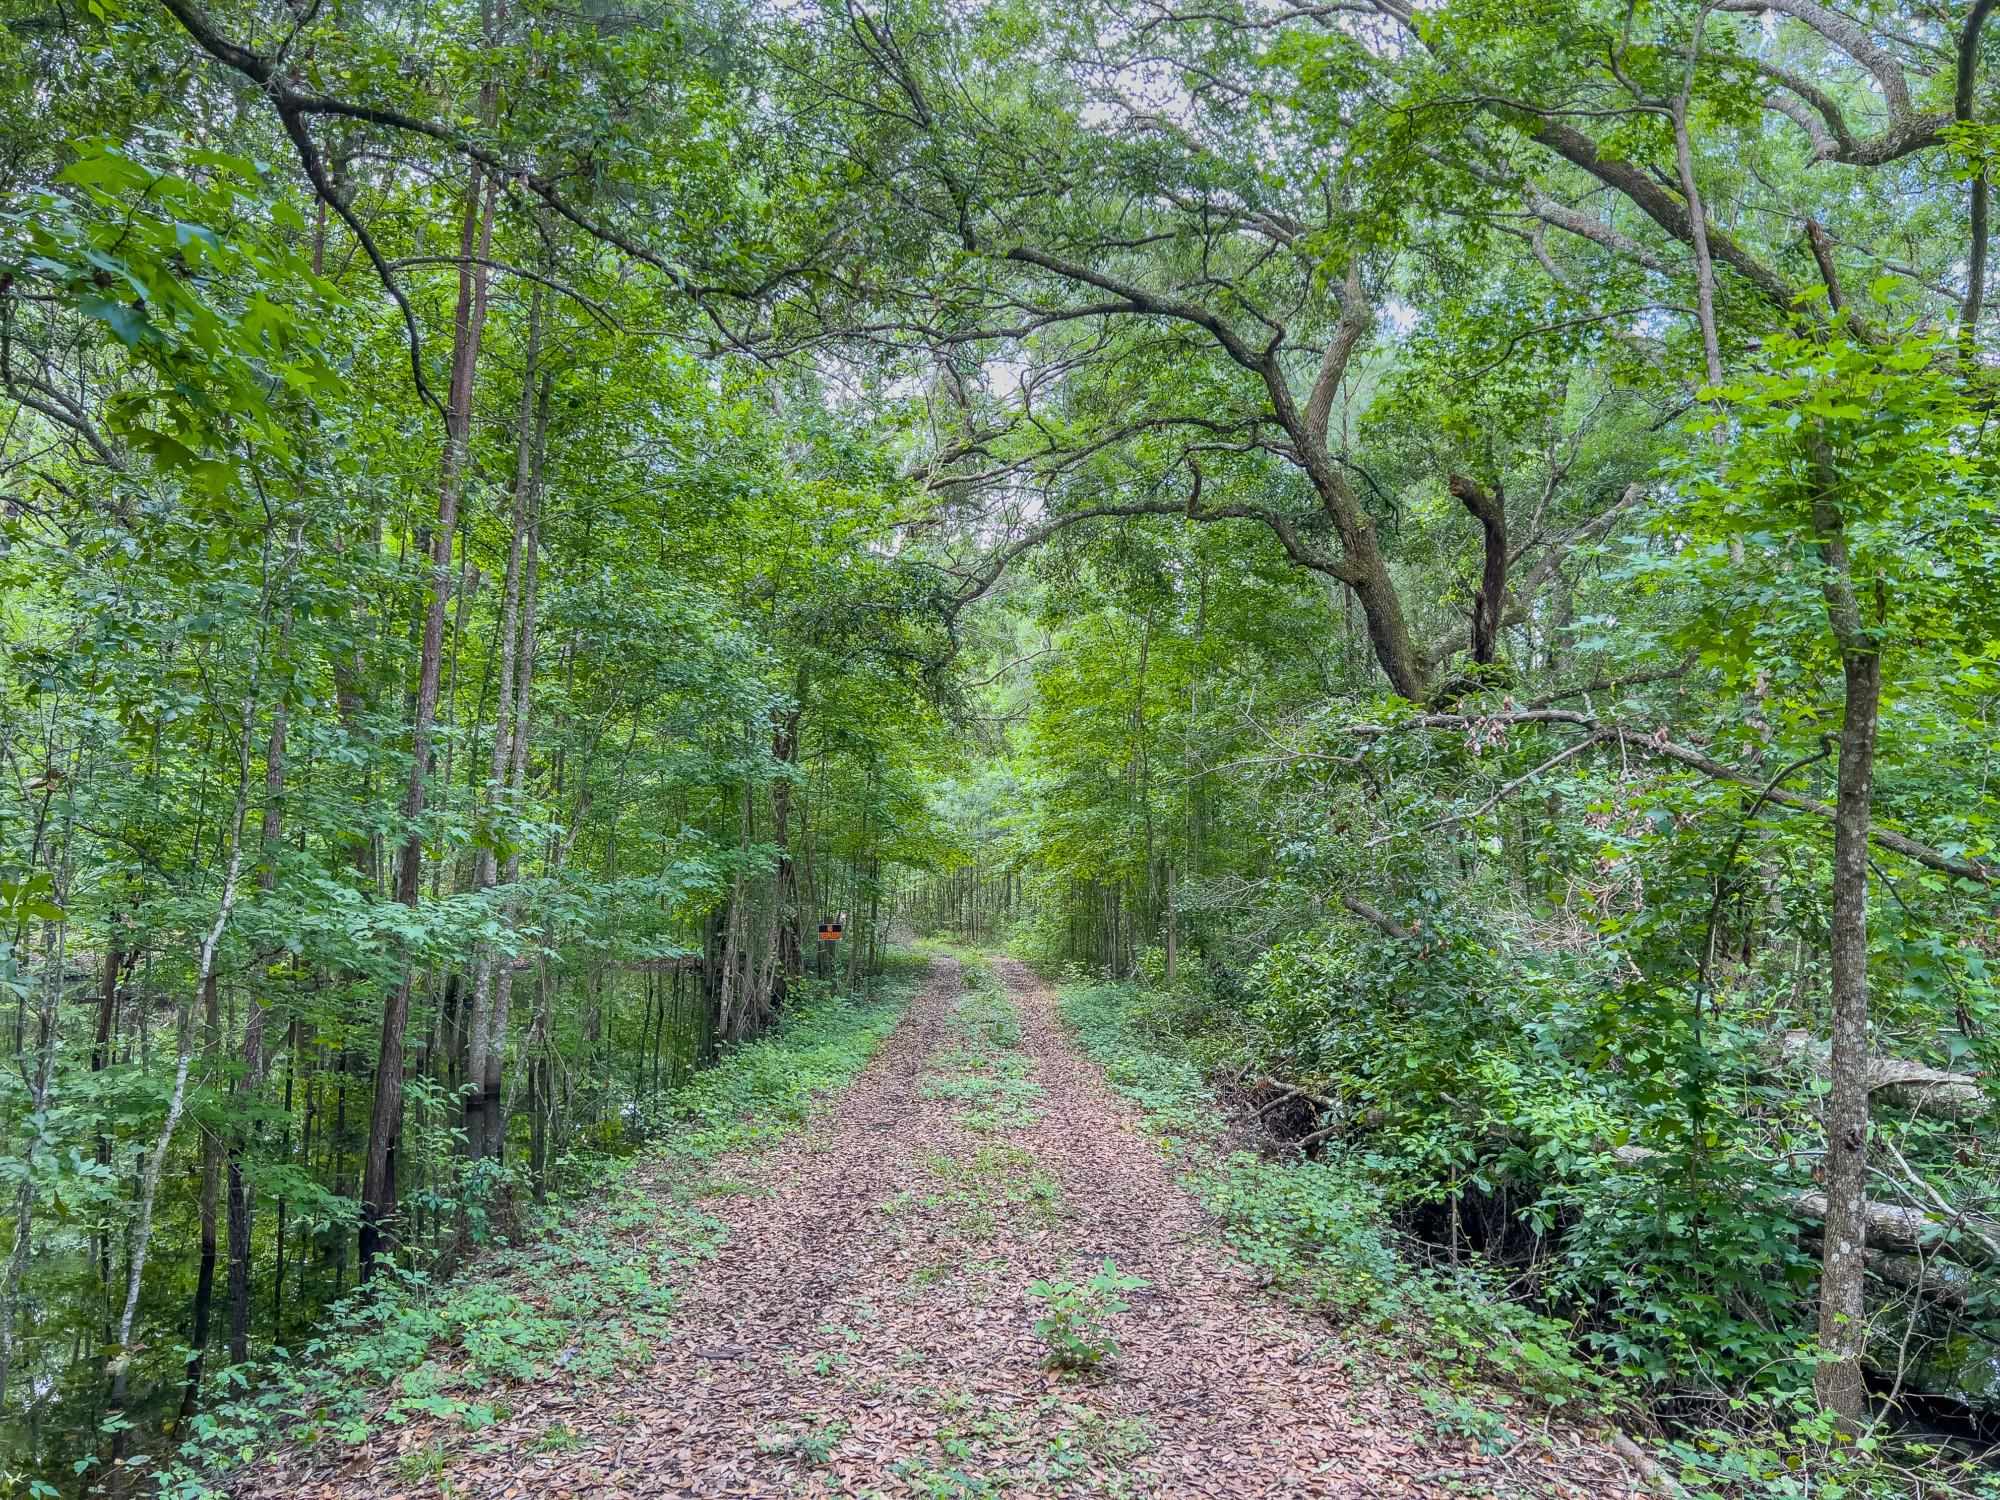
(1449, 476, 1508, 666)
(1816, 647, 1882, 1423)
(717, 768, 754, 1041)
(360, 172, 495, 1278)
(225, 649, 292, 1365)
(89, 935, 129, 1349)
(1808, 434, 1883, 1426)
(1268, 361, 1428, 701)
(111, 675, 260, 1475)
(769, 706, 804, 1007)
(480, 398, 545, 1163)
(0, 921, 67, 1410)
(466, 290, 541, 1162)
(178, 970, 222, 1419)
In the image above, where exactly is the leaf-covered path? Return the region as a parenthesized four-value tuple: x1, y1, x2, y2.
(272, 959, 1632, 1498)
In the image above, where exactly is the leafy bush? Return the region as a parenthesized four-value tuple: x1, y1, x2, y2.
(1060, 967, 1999, 1498)
(1230, 916, 1840, 1396)
(1061, 977, 1610, 1412)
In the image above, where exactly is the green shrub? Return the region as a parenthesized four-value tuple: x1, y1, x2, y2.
(1057, 964, 1996, 1497)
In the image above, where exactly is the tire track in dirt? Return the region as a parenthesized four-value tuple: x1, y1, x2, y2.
(269, 957, 1633, 1498)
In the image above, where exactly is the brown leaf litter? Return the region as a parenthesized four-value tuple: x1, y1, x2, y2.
(238, 957, 1642, 1498)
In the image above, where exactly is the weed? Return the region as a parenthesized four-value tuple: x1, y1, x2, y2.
(755, 1419, 848, 1466)
(1027, 1259, 1149, 1371)
(1040, 1407, 1154, 1483)
(531, 1423, 583, 1455)
(917, 1142, 1065, 1241)
(1420, 1389, 1518, 1454)
(889, 1460, 1010, 1499)
(391, 1441, 451, 1488)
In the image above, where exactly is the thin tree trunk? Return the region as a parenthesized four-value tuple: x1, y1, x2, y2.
(717, 762, 754, 1042)
(88, 933, 129, 1350)
(1808, 435, 1882, 1426)
(360, 173, 496, 1277)
(109, 673, 260, 1475)
(0, 920, 66, 1408)
(178, 970, 222, 1419)
(769, 705, 804, 1008)
(223, 654, 290, 1366)
(466, 289, 541, 1162)
(479, 388, 545, 1163)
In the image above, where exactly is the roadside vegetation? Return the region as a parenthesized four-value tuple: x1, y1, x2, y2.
(1058, 973, 1995, 1497)
(157, 961, 919, 1499)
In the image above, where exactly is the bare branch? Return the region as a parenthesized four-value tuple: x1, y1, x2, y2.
(1002, 246, 1271, 371)
(1365, 730, 1609, 848)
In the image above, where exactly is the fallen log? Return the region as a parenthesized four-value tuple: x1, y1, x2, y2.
(1607, 1429, 1688, 1500)
(1778, 1031, 1989, 1122)
(1865, 1249, 1978, 1311)
(1610, 1145, 2000, 1267)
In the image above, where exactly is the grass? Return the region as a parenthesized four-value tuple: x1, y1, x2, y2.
(914, 1141, 1064, 1240)
(1056, 981, 1601, 1429)
(901, 965, 1063, 1239)
(892, 1390, 1156, 1497)
(530, 1422, 584, 1455)
(754, 1418, 848, 1465)
(916, 948, 1045, 1134)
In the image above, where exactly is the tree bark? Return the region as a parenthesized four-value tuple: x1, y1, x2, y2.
(1778, 1031, 1987, 1121)
(222, 641, 293, 1366)
(110, 672, 260, 1477)
(1449, 475, 1507, 665)
(0, 920, 67, 1409)
(178, 969, 222, 1419)
(769, 704, 804, 1008)
(465, 287, 541, 1162)
(1808, 434, 1882, 1426)
(477, 371, 547, 1163)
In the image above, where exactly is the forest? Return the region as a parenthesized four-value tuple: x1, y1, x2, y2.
(2, 0, 1998, 1495)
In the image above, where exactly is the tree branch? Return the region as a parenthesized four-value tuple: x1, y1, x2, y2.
(1303, 263, 1370, 445)
(1716, 0, 1919, 121)
(1340, 895, 1419, 940)
(1002, 246, 1270, 371)
(1525, 118, 1799, 313)
(1448, 473, 1506, 664)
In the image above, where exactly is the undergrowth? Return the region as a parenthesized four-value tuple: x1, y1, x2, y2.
(1058, 978, 1992, 1499)
(155, 963, 921, 1499)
